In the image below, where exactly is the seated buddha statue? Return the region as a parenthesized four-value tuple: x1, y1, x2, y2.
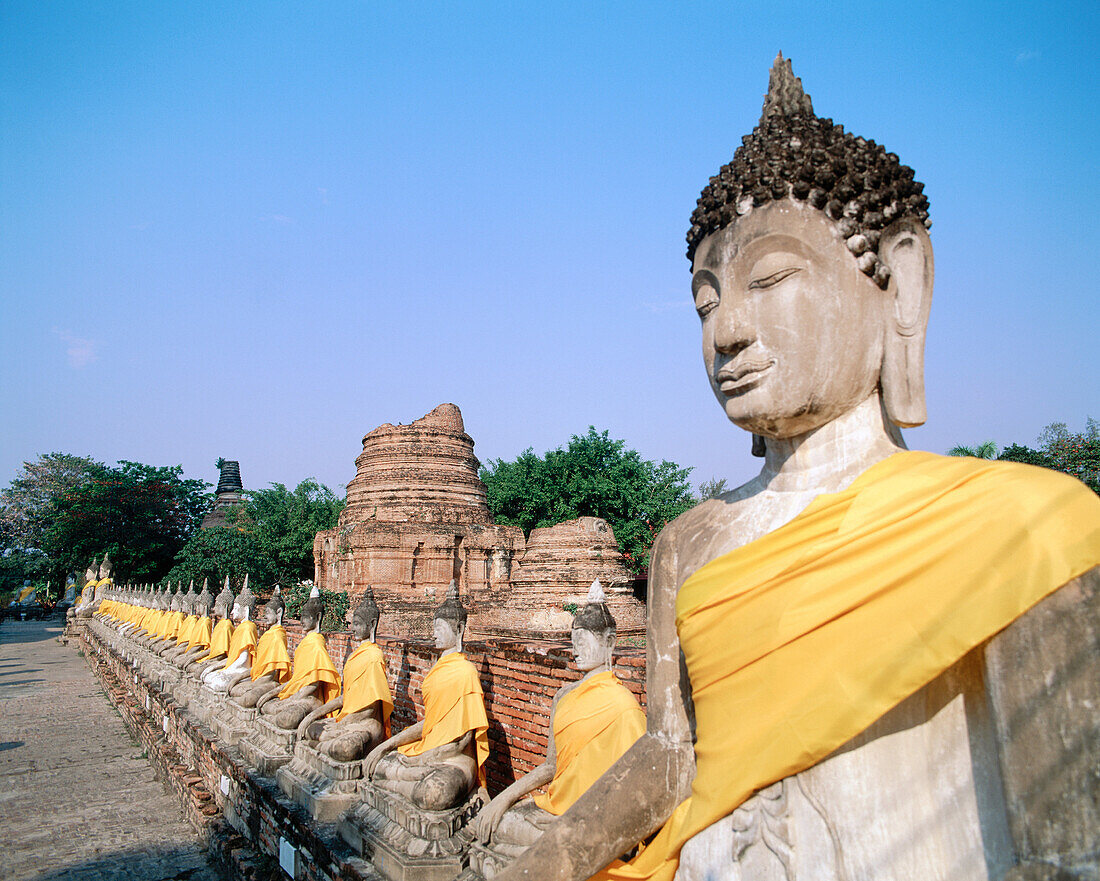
(363, 581, 490, 811)
(228, 587, 291, 708)
(474, 580, 644, 864)
(149, 585, 185, 652)
(256, 586, 341, 730)
(73, 559, 99, 618)
(205, 579, 260, 692)
(191, 577, 236, 676)
(499, 56, 1100, 881)
(163, 583, 201, 662)
(134, 587, 168, 647)
(298, 585, 393, 761)
(175, 581, 216, 669)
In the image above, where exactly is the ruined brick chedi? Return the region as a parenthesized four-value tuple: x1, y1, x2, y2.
(313, 404, 644, 637)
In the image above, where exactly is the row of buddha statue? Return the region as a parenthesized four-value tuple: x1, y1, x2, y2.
(87, 576, 645, 880)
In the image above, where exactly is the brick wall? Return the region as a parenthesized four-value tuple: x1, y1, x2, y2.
(279, 621, 647, 793)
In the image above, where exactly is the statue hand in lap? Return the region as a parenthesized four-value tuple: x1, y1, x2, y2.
(474, 581, 645, 853)
(365, 582, 489, 811)
(229, 588, 290, 707)
(298, 585, 393, 762)
(258, 587, 339, 730)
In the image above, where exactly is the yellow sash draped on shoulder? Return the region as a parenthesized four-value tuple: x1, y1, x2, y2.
(188, 616, 212, 651)
(334, 641, 393, 732)
(175, 615, 197, 646)
(278, 631, 341, 702)
(225, 620, 259, 668)
(199, 618, 234, 661)
(535, 671, 645, 816)
(161, 610, 184, 642)
(251, 624, 291, 682)
(398, 651, 490, 786)
(599, 451, 1100, 881)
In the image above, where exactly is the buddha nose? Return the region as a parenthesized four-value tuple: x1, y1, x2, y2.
(713, 295, 755, 354)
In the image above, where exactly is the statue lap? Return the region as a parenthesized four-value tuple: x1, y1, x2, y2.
(373, 750, 479, 811)
(675, 569, 1100, 881)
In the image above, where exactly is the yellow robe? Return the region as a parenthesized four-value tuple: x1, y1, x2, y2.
(278, 631, 340, 702)
(176, 615, 197, 646)
(333, 641, 393, 732)
(199, 618, 234, 661)
(225, 620, 259, 668)
(398, 651, 490, 786)
(160, 610, 184, 642)
(601, 451, 1100, 881)
(534, 671, 645, 816)
(187, 616, 212, 652)
(250, 624, 291, 682)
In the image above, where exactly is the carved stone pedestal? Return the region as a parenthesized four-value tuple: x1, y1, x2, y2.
(172, 671, 201, 709)
(211, 698, 258, 747)
(338, 784, 480, 881)
(276, 741, 364, 822)
(238, 714, 298, 776)
(462, 838, 528, 881)
(188, 682, 219, 726)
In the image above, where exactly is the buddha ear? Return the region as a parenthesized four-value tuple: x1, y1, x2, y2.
(878, 218, 934, 427)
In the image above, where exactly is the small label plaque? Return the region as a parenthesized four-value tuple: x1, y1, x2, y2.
(279, 837, 296, 877)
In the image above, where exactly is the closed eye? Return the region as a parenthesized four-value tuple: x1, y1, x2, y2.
(748, 267, 801, 290)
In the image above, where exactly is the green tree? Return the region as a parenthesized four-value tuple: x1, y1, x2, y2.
(43, 460, 210, 581)
(698, 478, 729, 500)
(0, 453, 96, 552)
(1034, 419, 1100, 494)
(231, 479, 345, 583)
(481, 427, 695, 574)
(282, 582, 350, 632)
(166, 527, 273, 587)
(947, 441, 999, 459)
(1, 455, 210, 583)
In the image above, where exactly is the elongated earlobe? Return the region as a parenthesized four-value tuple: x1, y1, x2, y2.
(879, 219, 934, 427)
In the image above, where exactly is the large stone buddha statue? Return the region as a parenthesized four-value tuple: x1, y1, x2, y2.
(363, 581, 490, 811)
(499, 56, 1100, 881)
(473, 580, 645, 877)
(298, 585, 393, 761)
(256, 586, 341, 730)
(228, 587, 291, 707)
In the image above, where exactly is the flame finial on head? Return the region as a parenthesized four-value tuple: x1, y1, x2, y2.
(573, 579, 616, 634)
(435, 579, 468, 629)
(760, 52, 813, 123)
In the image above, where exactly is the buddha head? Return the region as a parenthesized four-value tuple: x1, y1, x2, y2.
(182, 581, 198, 614)
(214, 576, 234, 619)
(85, 558, 99, 585)
(265, 585, 285, 626)
(571, 580, 616, 672)
(169, 584, 182, 613)
(195, 579, 214, 618)
(98, 552, 112, 581)
(300, 585, 324, 633)
(235, 575, 256, 622)
(351, 585, 381, 642)
(433, 580, 468, 651)
(688, 55, 934, 442)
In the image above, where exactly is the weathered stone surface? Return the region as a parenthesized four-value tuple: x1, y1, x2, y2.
(315, 405, 644, 637)
(201, 459, 244, 530)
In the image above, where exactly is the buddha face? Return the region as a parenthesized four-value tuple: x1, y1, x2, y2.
(692, 201, 887, 438)
(264, 603, 281, 625)
(571, 627, 613, 672)
(433, 617, 460, 651)
(300, 609, 319, 631)
(351, 615, 375, 641)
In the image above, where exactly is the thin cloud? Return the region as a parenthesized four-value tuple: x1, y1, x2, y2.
(1015, 50, 1040, 64)
(53, 328, 98, 368)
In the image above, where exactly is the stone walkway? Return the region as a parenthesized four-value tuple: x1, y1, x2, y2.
(0, 617, 222, 881)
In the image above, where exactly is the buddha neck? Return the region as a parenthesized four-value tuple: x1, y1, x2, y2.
(759, 393, 906, 493)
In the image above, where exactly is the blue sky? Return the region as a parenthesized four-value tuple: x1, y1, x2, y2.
(2, 1, 1097, 498)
